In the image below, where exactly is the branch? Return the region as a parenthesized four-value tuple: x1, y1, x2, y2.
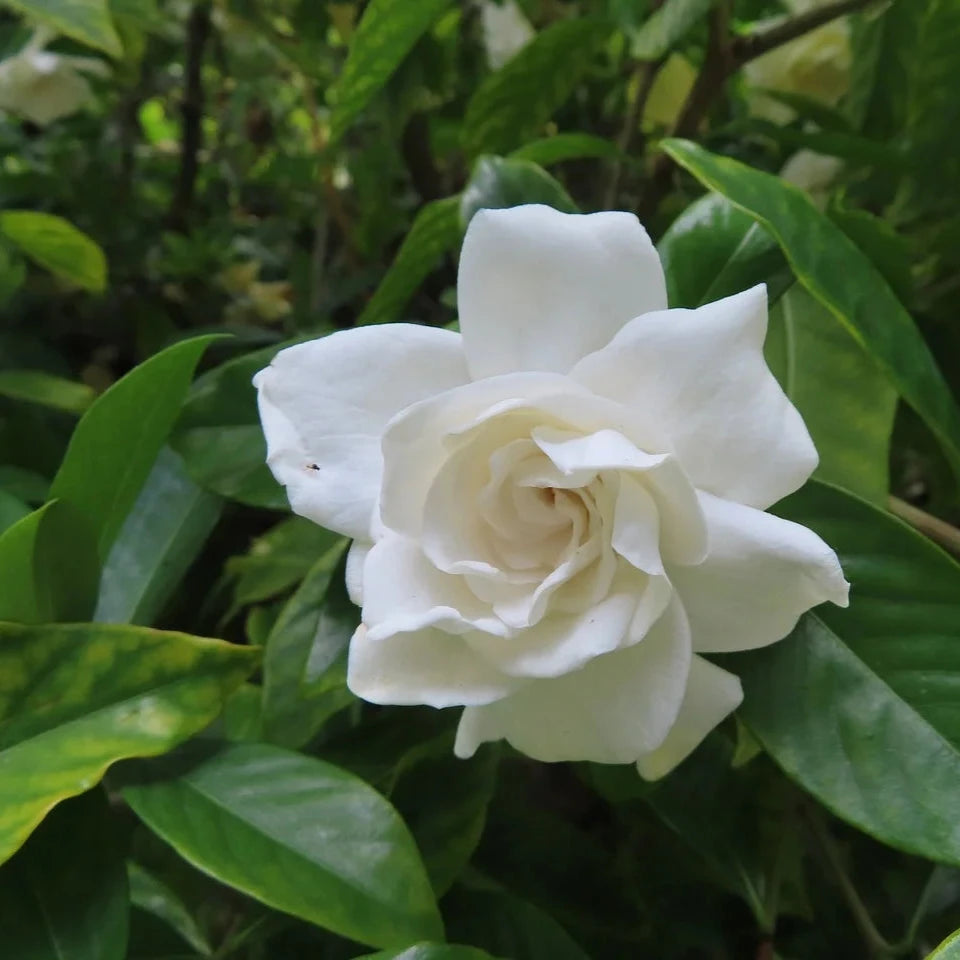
(733, 0, 873, 65)
(889, 497, 960, 559)
(169, 2, 213, 230)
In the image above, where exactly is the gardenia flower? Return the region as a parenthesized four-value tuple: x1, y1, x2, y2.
(743, 0, 850, 125)
(255, 204, 849, 779)
(0, 29, 108, 126)
(480, 0, 535, 70)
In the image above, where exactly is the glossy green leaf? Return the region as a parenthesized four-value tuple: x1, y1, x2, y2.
(0, 211, 107, 292)
(2, 0, 121, 54)
(357, 197, 461, 326)
(930, 929, 960, 959)
(170, 338, 304, 509)
(444, 886, 589, 960)
(460, 156, 577, 229)
(0, 369, 95, 414)
(630, 0, 715, 60)
(261, 542, 355, 748)
(0, 621, 258, 865)
(122, 742, 444, 949)
(128, 862, 211, 956)
(462, 18, 613, 157)
(227, 515, 343, 614)
(765, 288, 896, 503)
(94, 447, 223, 626)
(0, 790, 128, 960)
(508, 133, 620, 166)
(50, 335, 217, 558)
(0, 499, 99, 623)
(662, 139, 960, 481)
(728, 481, 960, 864)
(657, 191, 790, 309)
(329, 0, 451, 144)
(0, 489, 30, 535)
(360, 945, 496, 960)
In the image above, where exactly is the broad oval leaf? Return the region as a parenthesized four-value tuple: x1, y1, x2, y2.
(94, 447, 223, 626)
(329, 0, 452, 145)
(728, 481, 960, 864)
(50, 335, 218, 558)
(462, 18, 613, 158)
(127, 861, 211, 956)
(0, 211, 107, 293)
(0, 369, 95, 415)
(460, 155, 577, 229)
(0, 790, 128, 960)
(661, 139, 960, 483)
(0, 621, 258, 865)
(122, 742, 444, 949)
(2, 0, 121, 54)
(508, 133, 620, 166)
(930, 930, 960, 959)
(630, 0, 716, 61)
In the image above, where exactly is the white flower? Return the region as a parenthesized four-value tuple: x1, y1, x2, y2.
(254, 205, 849, 779)
(780, 149, 843, 208)
(0, 29, 108, 127)
(479, 0, 535, 70)
(743, 9, 850, 124)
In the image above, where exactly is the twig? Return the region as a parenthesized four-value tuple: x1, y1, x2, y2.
(169, 2, 213, 229)
(889, 496, 960, 559)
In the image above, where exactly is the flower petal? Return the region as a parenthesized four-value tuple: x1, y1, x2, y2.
(635, 656, 743, 780)
(672, 492, 849, 654)
(254, 325, 469, 538)
(458, 205, 666, 379)
(571, 285, 818, 510)
(347, 623, 521, 708)
(345, 540, 371, 605)
(454, 599, 692, 763)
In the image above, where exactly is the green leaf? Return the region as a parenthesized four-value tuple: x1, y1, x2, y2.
(765, 288, 896, 503)
(1, 0, 121, 54)
(443, 886, 590, 960)
(261, 543, 355, 748)
(0, 790, 128, 960)
(0, 369, 95, 415)
(0, 212, 107, 293)
(508, 133, 620, 166)
(662, 139, 960, 482)
(630, 0, 716, 60)
(359, 946, 496, 960)
(729, 481, 960, 865)
(49, 335, 217, 559)
(227, 515, 343, 614)
(171, 340, 303, 509)
(0, 621, 258, 865)
(357, 197, 461, 326)
(329, 0, 452, 145)
(460, 156, 577, 229)
(0, 499, 99, 623)
(122, 742, 444, 949)
(657, 192, 790, 309)
(0, 489, 30, 536)
(462, 18, 613, 158)
(94, 447, 223, 626)
(930, 929, 960, 959)
(128, 862, 211, 956)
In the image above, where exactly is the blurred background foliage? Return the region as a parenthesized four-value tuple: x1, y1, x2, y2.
(2, 0, 960, 958)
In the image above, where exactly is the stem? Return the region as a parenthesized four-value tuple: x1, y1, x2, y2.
(169, 1, 212, 230)
(889, 496, 960, 559)
(803, 806, 895, 958)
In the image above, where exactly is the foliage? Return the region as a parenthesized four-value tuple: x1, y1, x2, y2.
(1, 0, 959, 957)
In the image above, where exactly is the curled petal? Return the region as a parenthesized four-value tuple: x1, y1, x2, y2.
(673, 492, 849, 654)
(254, 325, 468, 539)
(458, 204, 667, 379)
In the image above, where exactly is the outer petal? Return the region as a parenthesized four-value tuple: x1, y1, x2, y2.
(454, 599, 692, 763)
(347, 624, 522, 708)
(635, 656, 743, 780)
(458, 205, 667, 379)
(571, 285, 818, 510)
(254, 325, 469, 539)
(672, 492, 849, 654)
